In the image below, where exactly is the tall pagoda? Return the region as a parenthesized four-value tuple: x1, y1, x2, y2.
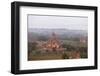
(42, 32, 66, 53)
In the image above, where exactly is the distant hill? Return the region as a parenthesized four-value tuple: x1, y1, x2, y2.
(28, 28, 87, 42)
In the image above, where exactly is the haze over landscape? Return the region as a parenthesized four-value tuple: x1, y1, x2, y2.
(28, 15, 88, 61)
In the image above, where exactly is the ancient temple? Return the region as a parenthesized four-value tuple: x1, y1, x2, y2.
(41, 32, 66, 53)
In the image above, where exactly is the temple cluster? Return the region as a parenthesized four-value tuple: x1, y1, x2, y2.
(36, 32, 66, 53)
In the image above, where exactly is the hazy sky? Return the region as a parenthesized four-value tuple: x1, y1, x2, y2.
(28, 14, 88, 30)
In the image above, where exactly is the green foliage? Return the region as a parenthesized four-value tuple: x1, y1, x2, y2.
(38, 35, 48, 41)
(62, 53, 69, 59)
(28, 42, 37, 52)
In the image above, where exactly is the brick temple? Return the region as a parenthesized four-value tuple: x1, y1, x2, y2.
(40, 32, 66, 53)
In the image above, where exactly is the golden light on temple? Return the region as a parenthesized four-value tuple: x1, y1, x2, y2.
(41, 32, 66, 52)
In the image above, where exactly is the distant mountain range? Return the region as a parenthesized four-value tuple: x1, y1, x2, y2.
(28, 28, 87, 42)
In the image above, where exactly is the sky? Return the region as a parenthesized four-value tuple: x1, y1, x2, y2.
(28, 14, 88, 30)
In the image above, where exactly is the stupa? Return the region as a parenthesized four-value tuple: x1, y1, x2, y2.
(42, 32, 66, 53)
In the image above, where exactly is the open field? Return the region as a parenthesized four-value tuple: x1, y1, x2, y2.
(28, 51, 87, 61)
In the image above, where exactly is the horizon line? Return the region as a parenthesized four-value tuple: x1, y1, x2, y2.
(28, 28, 87, 31)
